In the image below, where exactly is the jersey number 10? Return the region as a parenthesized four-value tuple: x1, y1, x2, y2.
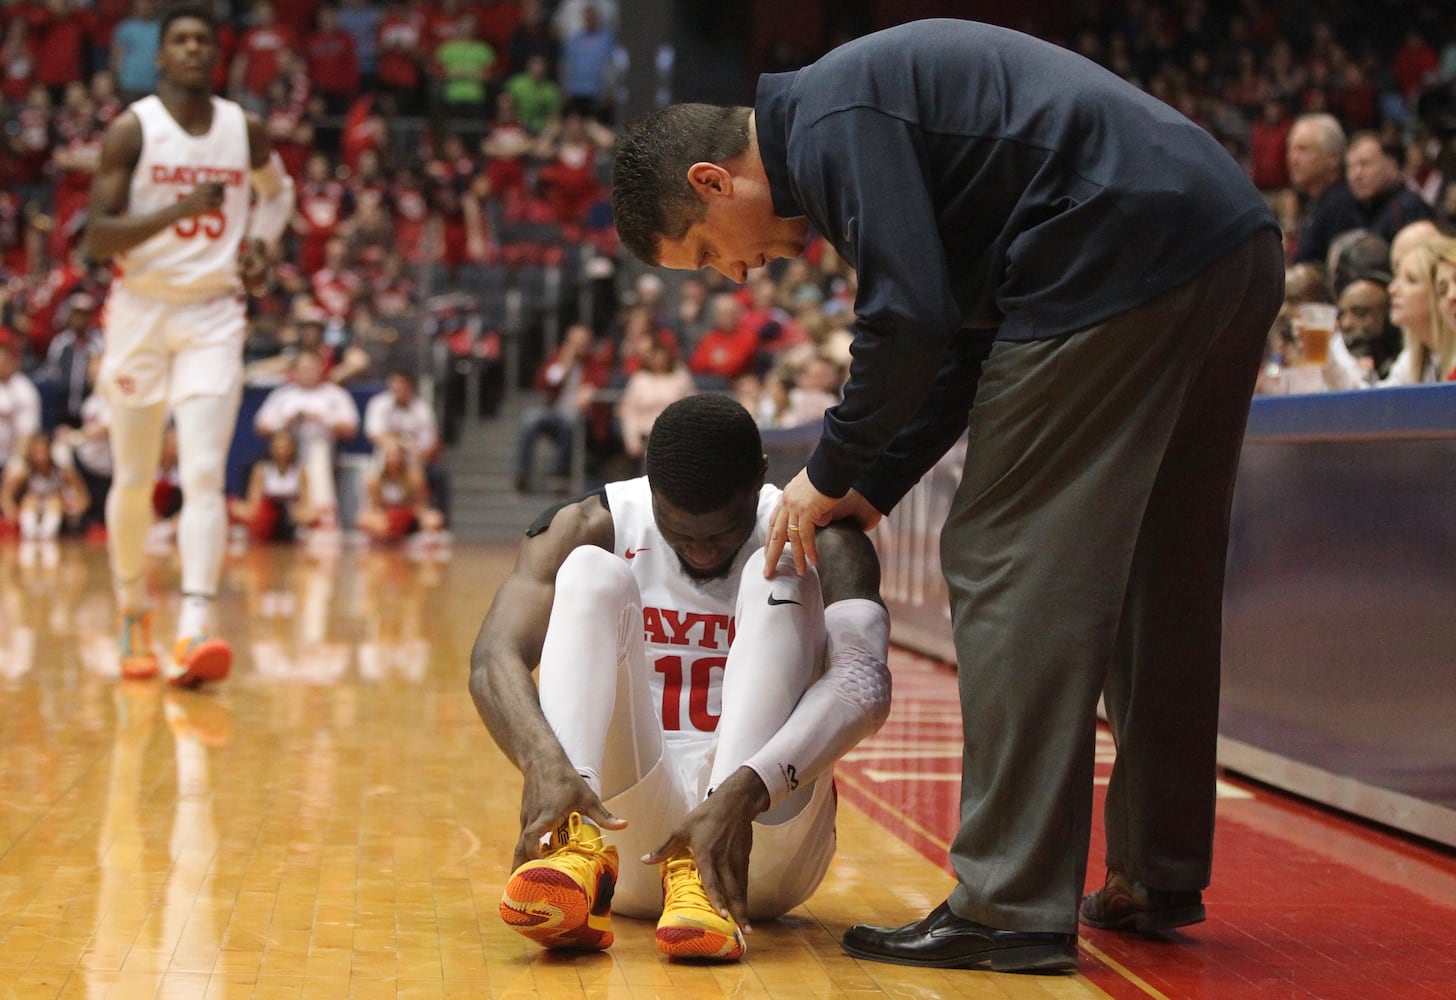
(654, 654, 726, 731)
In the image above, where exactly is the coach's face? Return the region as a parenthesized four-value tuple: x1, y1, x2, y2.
(656, 165, 809, 284)
(651, 488, 760, 582)
(158, 17, 218, 89)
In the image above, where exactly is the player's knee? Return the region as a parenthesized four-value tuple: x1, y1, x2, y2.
(556, 546, 636, 604)
(739, 547, 818, 599)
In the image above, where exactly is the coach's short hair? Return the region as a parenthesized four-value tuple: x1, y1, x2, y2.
(611, 104, 752, 266)
(645, 394, 764, 513)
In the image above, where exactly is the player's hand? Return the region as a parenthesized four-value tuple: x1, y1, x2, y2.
(765, 469, 838, 578)
(641, 767, 768, 933)
(513, 760, 626, 872)
(179, 180, 226, 218)
(240, 239, 271, 296)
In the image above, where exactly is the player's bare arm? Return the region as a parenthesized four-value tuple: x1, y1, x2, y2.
(468, 495, 628, 869)
(84, 111, 226, 260)
(647, 521, 889, 929)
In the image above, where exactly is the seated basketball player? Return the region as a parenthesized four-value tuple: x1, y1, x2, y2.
(469, 394, 891, 961)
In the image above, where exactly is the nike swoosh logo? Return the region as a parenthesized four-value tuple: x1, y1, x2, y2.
(767, 594, 801, 606)
(625, 547, 648, 559)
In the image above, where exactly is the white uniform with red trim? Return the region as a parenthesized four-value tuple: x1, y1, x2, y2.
(594, 477, 838, 919)
(99, 95, 251, 409)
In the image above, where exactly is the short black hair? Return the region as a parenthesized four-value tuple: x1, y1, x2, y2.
(160, 3, 219, 40)
(611, 104, 752, 265)
(645, 394, 765, 513)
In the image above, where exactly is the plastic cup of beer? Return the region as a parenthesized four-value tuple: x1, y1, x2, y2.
(1295, 303, 1337, 366)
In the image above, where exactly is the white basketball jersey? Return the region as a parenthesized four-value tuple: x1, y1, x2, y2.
(117, 95, 251, 303)
(603, 477, 781, 753)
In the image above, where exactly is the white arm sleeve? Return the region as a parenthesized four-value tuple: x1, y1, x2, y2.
(247, 151, 295, 249)
(742, 598, 892, 808)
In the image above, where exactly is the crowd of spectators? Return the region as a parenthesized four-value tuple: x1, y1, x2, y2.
(1, 0, 1454, 524)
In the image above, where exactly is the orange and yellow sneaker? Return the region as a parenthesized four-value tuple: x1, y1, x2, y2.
(119, 611, 160, 680)
(655, 853, 746, 961)
(168, 635, 232, 689)
(500, 813, 619, 951)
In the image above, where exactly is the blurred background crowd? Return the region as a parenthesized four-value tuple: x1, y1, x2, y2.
(0, 0, 1453, 545)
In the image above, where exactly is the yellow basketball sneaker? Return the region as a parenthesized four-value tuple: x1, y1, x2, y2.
(168, 635, 232, 689)
(655, 853, 746, 961)
(500, 813, 619, 950)
(119, 611, 160, 680)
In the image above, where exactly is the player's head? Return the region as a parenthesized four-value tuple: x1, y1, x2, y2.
(612, 104, 809, 280)
(646, 393, 767, 581)
(157, 3, 220, 89)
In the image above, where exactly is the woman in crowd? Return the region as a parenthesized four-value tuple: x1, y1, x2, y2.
(228, 429, 318, 544)
(1325, 237, 1456, 388)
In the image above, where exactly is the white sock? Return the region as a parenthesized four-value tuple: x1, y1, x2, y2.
(177, 593, 214, 640)
(115, 576, 147, 616)
(38, 508, 61, 539)
(19, 508, 38, 539)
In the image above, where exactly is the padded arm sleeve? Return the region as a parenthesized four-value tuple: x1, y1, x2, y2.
(742, 599, 892, 808)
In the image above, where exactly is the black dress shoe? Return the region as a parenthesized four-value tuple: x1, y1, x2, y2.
(840, 901, 1077, 972)
(1080, 870, 1205, 932)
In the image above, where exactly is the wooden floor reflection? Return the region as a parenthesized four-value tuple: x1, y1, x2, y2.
(0, 539, 1114, 999)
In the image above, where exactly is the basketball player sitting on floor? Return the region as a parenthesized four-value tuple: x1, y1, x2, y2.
(469, 394, 891, 961)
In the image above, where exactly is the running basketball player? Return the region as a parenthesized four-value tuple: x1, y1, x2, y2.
(469, 394, 891, 961)
(85, 3, 295, 687)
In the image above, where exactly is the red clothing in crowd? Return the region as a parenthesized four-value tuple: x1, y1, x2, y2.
(305, 25, 360, 102)
(688, 323, 759, 382)
(377, 6, 428, 91)
(1249, 113, 1292, 191)
(33, 6, 93, 91)
(235, 22, 298, 98)
(476, 0, 523, 52)
(296, 180, 353, 276)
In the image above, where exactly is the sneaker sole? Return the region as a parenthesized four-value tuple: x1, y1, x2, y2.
(121, 656, 160, 680)
(656, 924, 745, 961)
(840, 938, 1077, 972)
(169, 640, 233, 688)
(1080, 903, 1206, 933)
(501, 867, 614, 950)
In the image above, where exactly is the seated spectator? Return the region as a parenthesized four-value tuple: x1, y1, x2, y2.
(482, 91, 534, 205)
(1324, 237, 1456, 389)
(356, 438, 444, 545)
(513, 323, 607, 494)
(54, 353, 111, 538)
(1, 431, 88, 540)
(41, 291, 104, 427)
(227, 429, 318, 544)
(1334, 275, 1401, 382)
(432, 10, 494, 115)
(305, 3, 359, 115)
(1346, 131, 1433, 245)
(254, 348, 361, 531)
(0, 332, 42, 475)
(502, 51, 561, 135)
(363, 368, 448, 521)
(1438, 242, 1456, 339)
(688, 293, 759, 385)
(534, 109, 614, 232)
(616, 335, 694, 469)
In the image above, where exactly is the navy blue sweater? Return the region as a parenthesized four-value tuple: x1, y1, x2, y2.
(754, 19, 1278, 508)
